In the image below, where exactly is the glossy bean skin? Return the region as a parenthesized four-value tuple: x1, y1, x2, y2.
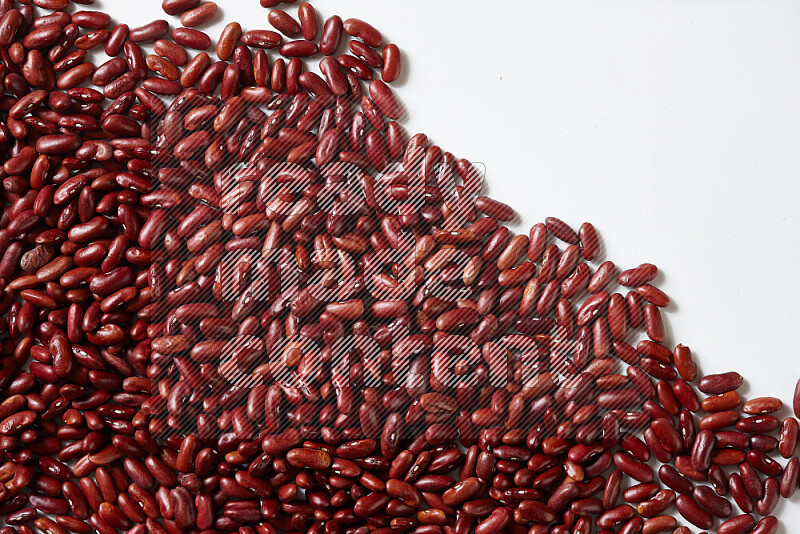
(343, 17, 382, 47)
(181, 2, 217, 27)
(172, 27, 210, 50)
(382, 43, 402, 82)
(268, 9, 301, 37)
(320, 15, 343, 55)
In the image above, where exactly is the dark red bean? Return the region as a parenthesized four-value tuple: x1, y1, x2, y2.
(163, 0, 202, 15)
(718, 515, 757, 534)
(280, 39, 318, 58)
(268, 9, 301, 37)
(130, 20, 169, 42)
(320, 15, 343, 55)
(675, 495, 713, 529)
(794, 378, 800, 418)
(382, 43, 402, 82)
(699, 372, 744, 395)
(172, 27, 210, 49)
(753, 516, 779, 534)
(545, 217, 579, 244)
(297, 2, 317, 40)
(180, 2, 217, 27)
(693, 485, 732, 518)
(320, 56, 348, 95)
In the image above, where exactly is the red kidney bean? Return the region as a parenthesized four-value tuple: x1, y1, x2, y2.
(694, 485, 732, 518)
(658, 465, 693, 495)
(163, 0, 202, 15)
(614, 452, 653, 483)
(296, 2, 317, 40)
(753, 516, 779, 534)
(757, 477, 780, 516)
(350, 39, 383, 69)
(741, 397, 780, 414)
(702, 391, 741, 413)
(92, 57, 127, 86)
(780, 457, 798, 498)
(319, 56, 347, 95)
(268, 9, 301, 37)
(217, 21, 241, 60)
(728, 473, 755, 513)
(544, 217, 579, 244)
(474, 196, 514, 221)
(368, 79, 402, 119)
(699, 372, 744, 395)
(382, 43, 402, 82)
(172, 27, 210, 50)
(103, 23, 128, 56)
(718, 514, 757, 534)
(343, 18, 382, 47)
(675, 495, 713, 529)
(691, 430, 715, 471)
(181, 2, 217, 27)
(673, 344, 697, 381)
(72, 12, 110, 31)
(643, 303, 664, 342)
(130, 20, 169, 42)
(779, 417, 798, 458)
(597, 505, 635, 528)
(618, 263, 658, 286)
(320, 14, 343, 55)
(280, 39, 318, 57)
(587, 260, 615, 293)
(793, 378, 800, 418)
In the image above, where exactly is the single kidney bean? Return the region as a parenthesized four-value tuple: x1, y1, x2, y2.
(320, 15, 343, 55)
(618, 263, 658, 286)
(343, 18, 382, 47)
(181, 2, 217, 27)
(702, 391, 741, 412)
(382, 43, 402, 82)
(350, 39, 383, 68)
(172, 27, 210, 49)
(130, 20, 169, 42)
(268, 9, 301, 37)
(780, 457, 799, 498)
(586, 260, 614, 293)
(753, 516, 779, 534)
(757, 477, 780, 516)
(729, 473, 755, 513)
(675, 495, 713, 529)
(163, 0, 202, 14)
(319, 56, 347, 95)
(794, 378, 800, 418)
(718, 514, 757, 534)
(673, 344, 698, 381)
(698, 372, 744, 395)
(280, 39, 318, 58)
(103, 23, 128, 56)
(297, 2, 317, 40)
(369, 79, 402, 120)
(779, 417, 798, 458)
(242, 29, 282, 49)
(217, 22, 241, 60)
(693, 485, 732, 518)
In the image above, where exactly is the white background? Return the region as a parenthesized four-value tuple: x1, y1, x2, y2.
(112, 0, 800, 526)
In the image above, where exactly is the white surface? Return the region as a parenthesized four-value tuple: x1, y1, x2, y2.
(111, 0, 800, 525)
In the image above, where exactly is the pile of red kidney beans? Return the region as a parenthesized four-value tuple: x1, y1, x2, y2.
(0, 0, 797, 533)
